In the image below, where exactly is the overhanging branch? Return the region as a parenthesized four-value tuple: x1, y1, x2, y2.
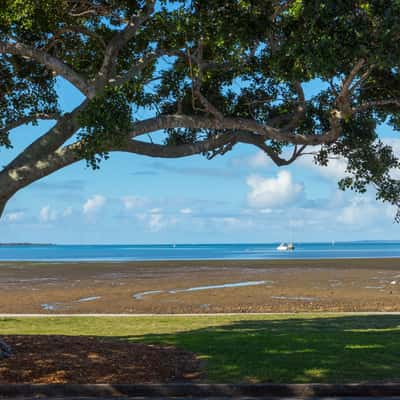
(127, 114, 343, 146)
(0, 113, 61, 134)
(0, 41, 94, 98)
(5, 101, 87, 171)
(115, 133, 233, 158)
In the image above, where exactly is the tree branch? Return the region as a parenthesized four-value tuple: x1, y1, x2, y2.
(118, 120, 309, 166)
(5, 101, 87, 171)
(334, 59, 367, 119)
(281, 82, 306, 131)
(0, 144, 80, 204)
(128, 114, 344, 146)
(237, 131, 305, 166)
(67, 1, 113, 18)
(0, 113, 61, 134)
(349, 64, 375, 93)
(193, 89, 225, 120)
(188, 41, 224, 120)
(43, 26, 107, 51)
(353, 99, 400, 113)
(340, 59, 366, 95)
(0, 41, 94, 98)
(272, 0, 295, 20)
(98, 0, 155, 83)
(0, 109, 340, 211)
(114, 48, 172, 86)
(116, 133, 233, 158)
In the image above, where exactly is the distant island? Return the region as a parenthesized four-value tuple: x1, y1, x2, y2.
(0, 243, 54, 247)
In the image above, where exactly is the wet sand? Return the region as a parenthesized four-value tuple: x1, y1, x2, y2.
(0, 259, 399, 313)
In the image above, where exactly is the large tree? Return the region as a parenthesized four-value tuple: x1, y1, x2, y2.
(1, 0, 400, 219)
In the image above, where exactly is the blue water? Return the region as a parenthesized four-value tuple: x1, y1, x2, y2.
(1, 242, 400, 261)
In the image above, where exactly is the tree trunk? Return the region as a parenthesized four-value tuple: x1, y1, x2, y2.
(0, 177, 15, 357)
(0, 197, 7, 219)
(0, 169, 16, 219)
(0, 185, 14, 219)
(0, 190, 12, 358)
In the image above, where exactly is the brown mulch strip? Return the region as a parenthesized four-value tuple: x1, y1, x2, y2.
(0, 336, 201, 384)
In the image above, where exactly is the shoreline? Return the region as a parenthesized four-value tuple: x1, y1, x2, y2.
(3, 255, 400, 262)
(2, 256, 400, 263)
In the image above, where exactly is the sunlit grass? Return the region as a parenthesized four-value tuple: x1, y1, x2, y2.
(1, 314, 400, 383)
(345, 344, 385, 349)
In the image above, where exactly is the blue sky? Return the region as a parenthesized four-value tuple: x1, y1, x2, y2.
(1, 78, 400, 244)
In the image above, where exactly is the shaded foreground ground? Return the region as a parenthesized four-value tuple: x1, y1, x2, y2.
(0, 335, 200, 383)
(1, 314, 400, 383)
(0, 259, 400, 313)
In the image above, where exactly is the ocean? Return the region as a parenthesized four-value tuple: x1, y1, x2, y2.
(1, 241, 400, 261)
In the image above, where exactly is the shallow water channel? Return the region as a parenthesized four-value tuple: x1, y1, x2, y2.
(133, 280, 270, 300)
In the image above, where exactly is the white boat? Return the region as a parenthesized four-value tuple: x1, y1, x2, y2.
(277, 242, 295, 251)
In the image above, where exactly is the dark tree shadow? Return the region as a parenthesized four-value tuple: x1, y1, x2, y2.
(111, 315, 400, 383)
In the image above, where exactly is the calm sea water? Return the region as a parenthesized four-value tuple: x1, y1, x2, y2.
(1, 242, 400, 261)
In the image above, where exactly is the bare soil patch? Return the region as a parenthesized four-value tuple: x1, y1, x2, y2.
(0, 335, 201, 383)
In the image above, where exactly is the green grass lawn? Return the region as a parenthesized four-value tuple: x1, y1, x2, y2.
(1, 314, 400, 383)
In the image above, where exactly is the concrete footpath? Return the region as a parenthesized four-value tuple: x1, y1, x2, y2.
(1, 312, 400, 317)
(1, 384, 400, 399)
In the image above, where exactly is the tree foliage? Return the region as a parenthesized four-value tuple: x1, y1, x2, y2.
(1, 0, 400, 218)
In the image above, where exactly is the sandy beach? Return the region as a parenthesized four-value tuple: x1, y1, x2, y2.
(0, 258, 400, 313)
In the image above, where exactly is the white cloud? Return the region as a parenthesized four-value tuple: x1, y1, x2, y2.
(230, 151, 272, 169)
(298, 138, 400, 182)
(62, 207, 73, 217)
(83, 195, 106, 215)
(38, 205, 73, 223)
(39, 205, 58, 222)
(315, 157, 348, 181)
(149, 213, 164, 232)
(180, 208, 193, 214)
(384, 138, 400, 154)
(336, 197, 391, 226)
(390, 169, 400, 180)
(4, 211, 25, 223)
(248, 151, 272, 168)
(243, 147, 349, 183)
(298, 151, 349, 181)
(135, 208, 179, 232)
(246, 170, 303, 208)
(219, 216, 255, 230)
(259, 208, 274, 214)
(382, 138, 400, 179)
(121, 196, 146, 210)
(136, 209, 164, 231)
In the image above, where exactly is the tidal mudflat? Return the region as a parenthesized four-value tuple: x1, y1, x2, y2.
(0, 259, 399, 313)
